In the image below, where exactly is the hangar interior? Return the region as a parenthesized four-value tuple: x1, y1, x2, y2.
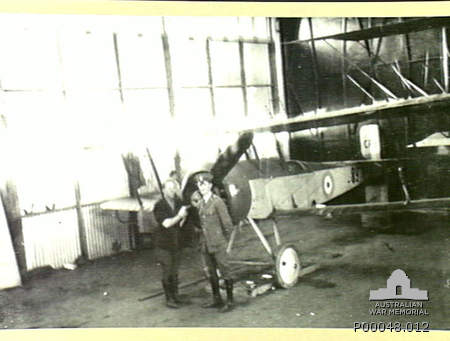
(0, 16, 448, 329)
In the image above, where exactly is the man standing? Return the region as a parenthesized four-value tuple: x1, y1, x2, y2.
(153, 179, 189, 309)
(195, 172, 235, 313)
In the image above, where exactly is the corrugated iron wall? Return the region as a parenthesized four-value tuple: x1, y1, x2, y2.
(21, 204, 133, 270)
(22, 209, 81, 271)
(81, 204, 131, 260)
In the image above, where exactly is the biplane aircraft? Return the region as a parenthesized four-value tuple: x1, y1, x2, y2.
(102, 17, 450, 290)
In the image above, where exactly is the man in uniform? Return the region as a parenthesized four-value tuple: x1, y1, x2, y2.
(195, 172, 235, 313)
(153, 179, 189, 309)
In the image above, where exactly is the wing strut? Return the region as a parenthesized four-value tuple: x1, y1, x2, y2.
(323, 40, 398, 100)
(346, 75, 376, 102)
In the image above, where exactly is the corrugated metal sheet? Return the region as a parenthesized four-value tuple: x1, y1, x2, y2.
(81, 204, 131, 260)
(22, 209, 81, 271)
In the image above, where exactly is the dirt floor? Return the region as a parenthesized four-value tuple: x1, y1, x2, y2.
(0, 211, 448, 330)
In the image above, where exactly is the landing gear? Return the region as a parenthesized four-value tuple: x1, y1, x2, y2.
(228, 218, 302, 290)
(274, 243, 301, 288)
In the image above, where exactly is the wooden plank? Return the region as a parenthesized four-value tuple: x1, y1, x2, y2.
(227, 260, 273, 266)
(298, 264, 321, 278)
(138, 278, 206, 302)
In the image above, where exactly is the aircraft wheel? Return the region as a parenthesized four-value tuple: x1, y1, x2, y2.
(274, 243, 301, 288)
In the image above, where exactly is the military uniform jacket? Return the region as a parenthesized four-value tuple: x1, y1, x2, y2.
(153, 197, 182, 251)
(198, 194, 233, 253)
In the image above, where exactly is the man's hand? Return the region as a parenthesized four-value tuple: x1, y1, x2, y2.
(177, 205, 190, 219)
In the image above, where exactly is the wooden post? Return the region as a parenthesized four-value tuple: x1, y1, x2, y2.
(0, 181, 27, 277)
(74, 181, 89, 259)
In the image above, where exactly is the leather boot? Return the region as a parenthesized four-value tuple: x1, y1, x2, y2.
(171, 275, 190, 305)
(162, 280, 179, 309)
(219, 279, 234, 313)
(202, 275, 223, 308)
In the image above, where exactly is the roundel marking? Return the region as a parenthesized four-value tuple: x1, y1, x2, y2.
(322, 172, 334, 197)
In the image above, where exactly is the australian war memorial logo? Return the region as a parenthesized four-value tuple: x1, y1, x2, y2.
(369, 269, 429, 316)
